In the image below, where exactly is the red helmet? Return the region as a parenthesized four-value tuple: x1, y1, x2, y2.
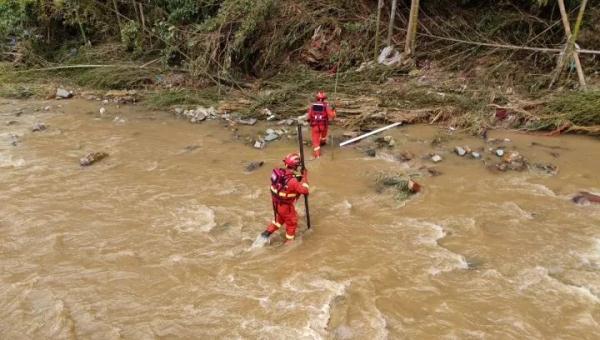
(316, 91, 327, 101)
(283, 152, 301, 169)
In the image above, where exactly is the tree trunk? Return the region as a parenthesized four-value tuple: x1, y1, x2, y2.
(111, 0, 122, 34)
(387, 0, 398, 46)
(404, 0, 420, 56)
(549, 0, 588, 90)
(374, 0, 385, 60)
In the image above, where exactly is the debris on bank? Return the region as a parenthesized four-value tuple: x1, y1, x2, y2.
(104, 90, 138, 104)
(80, 152, 108, 166)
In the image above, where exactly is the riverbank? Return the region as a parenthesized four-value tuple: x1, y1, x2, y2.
(2, 61, 599, 138)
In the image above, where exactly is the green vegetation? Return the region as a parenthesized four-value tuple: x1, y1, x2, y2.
(146, 88, 221, 109)
(0, 0, 599, 135)
(546, 90, 600, 126)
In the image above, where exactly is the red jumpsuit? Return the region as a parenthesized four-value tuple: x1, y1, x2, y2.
(265, 169, 309, 241)
(308, 101, 336, 158)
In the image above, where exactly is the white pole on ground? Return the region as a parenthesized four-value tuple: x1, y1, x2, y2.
(339, 122, 403, 147)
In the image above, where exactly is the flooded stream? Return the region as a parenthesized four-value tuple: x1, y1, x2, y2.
(1, 99, 599, 339)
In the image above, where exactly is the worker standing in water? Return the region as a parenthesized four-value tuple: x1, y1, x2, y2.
(308, 91, 336, 158)
(261, 153, 309, 244)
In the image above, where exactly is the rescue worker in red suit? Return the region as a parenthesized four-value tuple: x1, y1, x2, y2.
(261, 153, 309, 243)
(308, 91, 336, 158)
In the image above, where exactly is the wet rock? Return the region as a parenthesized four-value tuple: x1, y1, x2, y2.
(56, 88, 73, 99)
(80, 152, 108, 166)
(264, 133, 280, 142)
(99, 107, 107, 115)
(253, 140, 265, 149)
(502, 151, 526, 171)
(245, 161, 264, 172)
(494, 162, 508, 172)
(365, 148, 377, 157)
(32, 122, 47, 132)
(572, 192, 600, 205)
(43, 106, 51, 111)
(235, 118, 257, 125)
(431, 154, 443, 163)
(279, 119, 296, 126)
(266, 128, 275, 135)
(174, 107, 184, 115)
(531, 163, 558, 175)
(382, 135, 396, 147)
(426, 167, 442, 177)
(495, 149, 505, 157)
(455, 146, 466, 156)
(397, 151, 414, 162)
(180, 106, 216, 123)
(470, 152, 481, 159)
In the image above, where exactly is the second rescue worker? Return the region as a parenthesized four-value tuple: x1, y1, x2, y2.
(307, 91, 336, 158)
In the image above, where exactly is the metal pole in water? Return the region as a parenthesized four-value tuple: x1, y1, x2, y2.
(297, 124, 312, 229)
(339, 122, 403, 147)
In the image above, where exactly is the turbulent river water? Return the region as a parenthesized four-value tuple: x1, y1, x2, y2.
(1, 98, 599, 339)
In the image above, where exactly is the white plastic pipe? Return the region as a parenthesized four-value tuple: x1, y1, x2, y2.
(339, 122, 403, 147)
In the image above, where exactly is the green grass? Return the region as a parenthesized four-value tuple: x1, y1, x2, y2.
(145, 88, 221, 109)
(545, 90, 600, 126)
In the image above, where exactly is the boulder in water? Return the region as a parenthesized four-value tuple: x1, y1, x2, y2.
(455, 146, 466, 156)
(531, 163, 558, 175)
(264, 133, 280, 142)
(503, 151, 526, 171)
(32, 122, 47, 132)
(80, 152, 109, 166)
(572, 192, 600, 205)
(245, 161, 264, 172)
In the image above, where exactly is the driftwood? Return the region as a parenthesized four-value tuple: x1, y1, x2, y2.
(549, 0, 588, 90)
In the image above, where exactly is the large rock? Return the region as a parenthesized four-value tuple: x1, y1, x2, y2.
(455, 146, 466, 156)
(264, 133, 280, 142)
(80, 152, 109, 166)
(431, 154, 443, 163)
(56, 88, 73, 99)
(236, 118, 257, 126)
(502, 151, 526, 171)
(572, 192, 600, 205)
(32, 122, 47, 132)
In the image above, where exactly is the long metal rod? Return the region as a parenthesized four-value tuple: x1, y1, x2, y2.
(339, 122, 402, 147)
(297, 125, 312, 229)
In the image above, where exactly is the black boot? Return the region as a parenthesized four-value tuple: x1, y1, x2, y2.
(261, 230, 272, 238)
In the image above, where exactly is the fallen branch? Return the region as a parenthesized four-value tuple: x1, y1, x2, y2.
(566, 124, 600, 135)
(15, 64, 161, 72)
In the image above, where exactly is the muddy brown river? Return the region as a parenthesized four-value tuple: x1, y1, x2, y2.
(1, 98, 599, 339)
